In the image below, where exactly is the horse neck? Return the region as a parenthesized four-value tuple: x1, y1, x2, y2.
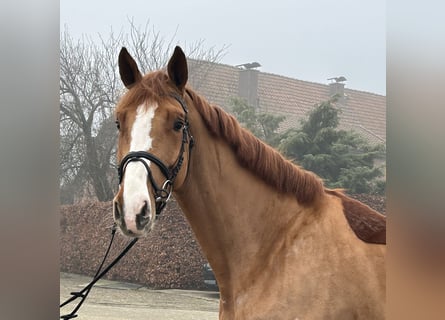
(173, 115, 312, 297)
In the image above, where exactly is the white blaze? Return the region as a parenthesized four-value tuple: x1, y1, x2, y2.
(122, 103, 157, 231)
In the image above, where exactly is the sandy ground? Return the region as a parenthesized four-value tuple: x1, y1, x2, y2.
(60, 272, 219, 320)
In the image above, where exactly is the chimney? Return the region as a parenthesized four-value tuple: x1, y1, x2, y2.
(328, 76, 347, 104)
(237, 62, 261, 109)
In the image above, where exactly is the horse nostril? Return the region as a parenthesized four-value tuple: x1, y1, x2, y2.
(114, 201, 121, 220)
(136, 201, 150, 230)
(140, 200, 148, 217)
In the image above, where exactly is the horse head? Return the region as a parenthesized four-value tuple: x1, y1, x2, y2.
(112, 46, 193, 237)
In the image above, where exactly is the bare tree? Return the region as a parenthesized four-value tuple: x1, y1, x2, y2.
(60, 21, 228, 203)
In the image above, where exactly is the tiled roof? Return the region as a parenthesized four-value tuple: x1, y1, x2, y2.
(187, 59, 386, 144)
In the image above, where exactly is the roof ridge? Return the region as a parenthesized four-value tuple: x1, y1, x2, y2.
(188, 58, 385, 97)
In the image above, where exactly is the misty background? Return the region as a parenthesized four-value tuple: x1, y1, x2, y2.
(60, 0, 385, 95)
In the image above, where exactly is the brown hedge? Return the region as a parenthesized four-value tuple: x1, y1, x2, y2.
(60, 198, 207, 289)
(60, 194, 385, 289)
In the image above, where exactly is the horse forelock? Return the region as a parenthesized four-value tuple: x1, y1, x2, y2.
(116, 71, 176, 114)
(186, 89, 325, 205)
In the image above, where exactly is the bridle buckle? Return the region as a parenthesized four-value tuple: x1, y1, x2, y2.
(155, 180, 173, 204)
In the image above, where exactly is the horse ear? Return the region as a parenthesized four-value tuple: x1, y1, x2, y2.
(118, 47, 142, 89)
(167, 46, 188, 91)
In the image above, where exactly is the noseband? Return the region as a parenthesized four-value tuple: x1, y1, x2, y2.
(117, 94, 194, 218)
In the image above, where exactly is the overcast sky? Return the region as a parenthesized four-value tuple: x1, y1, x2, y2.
(60, 0, 385, 95)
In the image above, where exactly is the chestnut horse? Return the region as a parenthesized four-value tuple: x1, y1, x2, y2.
(112, 46, 386, 319)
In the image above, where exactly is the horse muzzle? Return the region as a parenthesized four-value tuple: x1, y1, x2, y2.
(113, 196, 154, 237)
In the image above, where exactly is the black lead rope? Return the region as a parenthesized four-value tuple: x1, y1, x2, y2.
(60, 225, 138, 319)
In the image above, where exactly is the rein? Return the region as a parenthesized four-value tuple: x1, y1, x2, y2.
(60, 93, 194, 318)
(60, 225, 138, 319)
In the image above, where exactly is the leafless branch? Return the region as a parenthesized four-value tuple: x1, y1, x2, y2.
(60, 21, 228, 203)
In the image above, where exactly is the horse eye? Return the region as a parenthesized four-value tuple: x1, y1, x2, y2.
(173, 119, 184, 131)
(115, 120, 120, 130)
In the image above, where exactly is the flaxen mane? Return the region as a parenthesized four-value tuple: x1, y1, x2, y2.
(185, 88, 325, 206)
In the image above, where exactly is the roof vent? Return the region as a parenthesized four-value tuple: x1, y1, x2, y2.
(236, 62, 261, 70)
(328, 76, 347, 83)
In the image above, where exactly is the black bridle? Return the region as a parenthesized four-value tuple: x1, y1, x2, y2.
(117, 94, 194, 217)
